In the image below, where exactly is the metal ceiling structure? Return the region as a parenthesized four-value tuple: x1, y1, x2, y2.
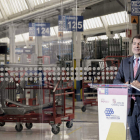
(0, 0, 127, 44)
(0, 10, 129, 44)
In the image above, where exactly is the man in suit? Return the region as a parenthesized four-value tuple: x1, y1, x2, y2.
(113, 34, 140, 139)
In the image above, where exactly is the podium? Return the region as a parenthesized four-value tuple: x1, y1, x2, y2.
(89, 84, 130, 140)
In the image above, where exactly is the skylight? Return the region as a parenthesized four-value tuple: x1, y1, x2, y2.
(102, 11, 129, 26)
(84, 17, 103, 30)
(33, 0, 51, 6)
(0, 0, 28, 16)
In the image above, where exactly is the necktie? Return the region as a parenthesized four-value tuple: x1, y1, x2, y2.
(134, 58, 139, 78)
(132, 58, 139, 100)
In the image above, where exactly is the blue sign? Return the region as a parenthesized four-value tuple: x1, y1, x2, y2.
(58, 15, 83, 32)
(29, 23, 50, 36)
(131, 0, 140, 15)
(15, 48, 23, 54)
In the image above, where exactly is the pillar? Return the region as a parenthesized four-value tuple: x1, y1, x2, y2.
(72, 8, 84, 101)
(9, 24, 16, 63)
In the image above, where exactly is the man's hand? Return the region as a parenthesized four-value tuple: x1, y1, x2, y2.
(125, 81, 129, 84)
(131, 80, 140, 89)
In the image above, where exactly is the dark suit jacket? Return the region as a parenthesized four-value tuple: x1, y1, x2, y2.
(113, 55, 140, 115)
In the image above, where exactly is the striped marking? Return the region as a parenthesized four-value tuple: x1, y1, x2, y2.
(67, 127, 82, 135)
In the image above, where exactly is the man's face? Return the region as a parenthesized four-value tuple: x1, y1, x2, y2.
(132, 38, 140, 56)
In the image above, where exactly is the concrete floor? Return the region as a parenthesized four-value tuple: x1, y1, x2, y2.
(0, 102, 131, 140)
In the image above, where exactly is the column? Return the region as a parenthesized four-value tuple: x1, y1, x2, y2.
(9, 24, 16, 63)
(127, 0, 137, 55)
(34, 18, 43, 64)
(72, 8, 84, 101)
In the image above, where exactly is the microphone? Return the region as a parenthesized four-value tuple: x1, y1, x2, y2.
(128, 61, 131, 84)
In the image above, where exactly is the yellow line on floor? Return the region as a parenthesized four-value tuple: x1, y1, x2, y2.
(67, 127, 82, 135)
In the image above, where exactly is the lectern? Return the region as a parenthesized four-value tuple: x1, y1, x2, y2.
(89, 84, 130, 140)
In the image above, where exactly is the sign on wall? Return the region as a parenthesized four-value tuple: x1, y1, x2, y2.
(23, 48, 33, 54)
(131, 0, 140, 16)
(29, 23, 50, 36)
(58, 15, 83, 32)
(131, 15, 138, 23)
(15, 48, 23, 55)
(15, 48, 33, 54)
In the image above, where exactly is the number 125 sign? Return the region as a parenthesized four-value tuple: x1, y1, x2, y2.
(29, 23, 50, 36)
(58, 16, 83, 32)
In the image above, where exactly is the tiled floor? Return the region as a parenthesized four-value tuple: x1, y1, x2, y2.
(0, 102, 131, 140)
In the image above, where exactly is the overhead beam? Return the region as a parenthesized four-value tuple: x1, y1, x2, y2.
(116, 0, 125, 9)
(100, 16, 113, 37)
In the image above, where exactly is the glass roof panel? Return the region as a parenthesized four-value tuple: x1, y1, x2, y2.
(16, 0, 23, 12)
(14, 0, 19, 13)
(0, 0, 28, 16)
(91, 19, 96, 28)
(10, 0, 17, 14)
(50, 27, 55, 36)
(97, 17, 103, 27)
(99, 35, 108, 40)
(83, 17, 103, 31)
(113, 34, 119, 39)
(54, 26, 58, 34)
(108, 15, 114, 25)
(84, 20, 88, 30)
(23, 0, 28, 10)
(36, 0, 40, 5)
(94, 17, 100, 27)
(15, 34, 24, 42)
(0, 0, 11, 16)
(120, 32, 126, 38)
(105, 15, 111, 25)
(103, 11, 129, 26)
(86, 19, 90, 29)
(88, 19, 94, 28)
(40, 0, 44, 3)
(0, 11, 3, 19)
(87, 37, 98, 41)
(121, 11, 126, 23)
(0, 37, 9, 43)
(110, 14, 117, 25)
(114, 13, 120, 24)
(33, 0, 51, 6)
(33, 0, 37, 6)
(118, 12, 123, 23)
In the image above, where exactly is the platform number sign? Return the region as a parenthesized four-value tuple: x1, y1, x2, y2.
(58, 15, 83, 32)
(131, 0, 140, 15)
(29, 23, 50, 36)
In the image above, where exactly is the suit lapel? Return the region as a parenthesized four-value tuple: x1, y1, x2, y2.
(129, 56, 134, 81)
(135, 60, 140, 80)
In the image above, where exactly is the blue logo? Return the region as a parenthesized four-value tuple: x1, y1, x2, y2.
(104, 108, 114, 116)
(105, 88, 108, 95)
